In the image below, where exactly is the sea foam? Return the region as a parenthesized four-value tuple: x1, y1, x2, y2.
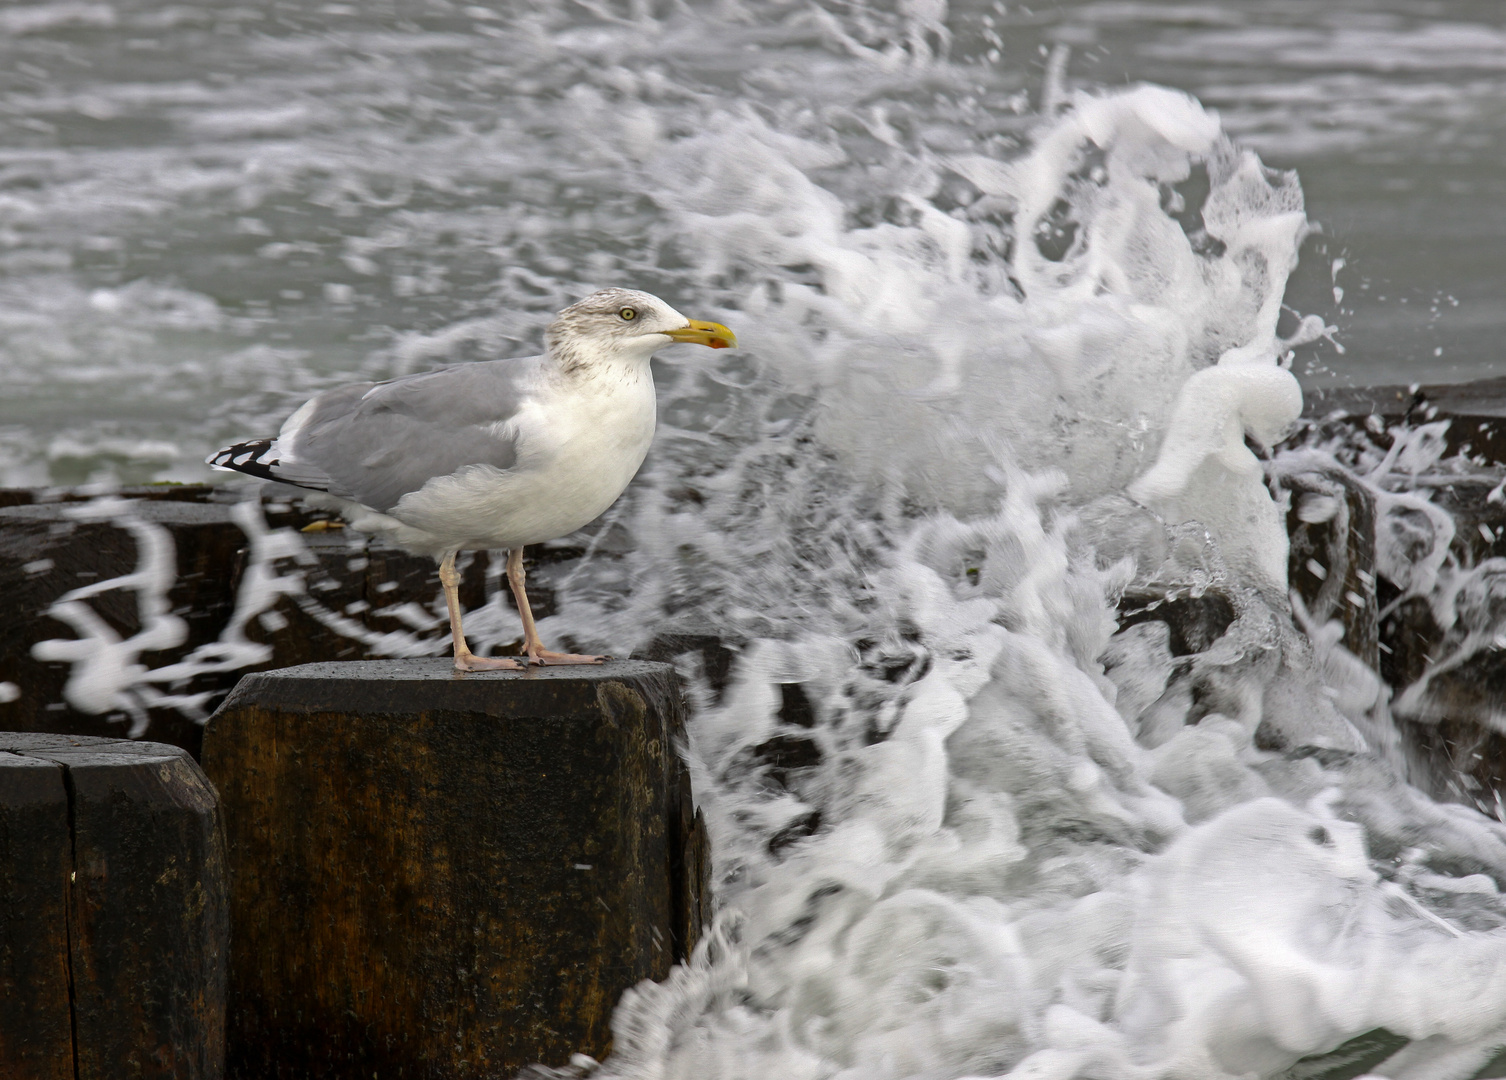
(531, 75, 1506, 1080)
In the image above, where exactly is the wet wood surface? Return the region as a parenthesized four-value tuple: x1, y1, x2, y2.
(1304, 379, 1506, 465)
(1284, 465, 1380, 670)
(200, 659, 709, 1080)
(0, 733, 228, 1080)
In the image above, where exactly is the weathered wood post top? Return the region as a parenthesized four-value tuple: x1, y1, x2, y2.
(211, 655, 680, 716)
(201, 657, 709, 1080)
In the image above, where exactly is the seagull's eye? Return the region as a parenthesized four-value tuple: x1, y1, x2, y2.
(619, 307, 637, 321)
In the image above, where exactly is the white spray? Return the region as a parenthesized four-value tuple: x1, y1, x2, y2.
(531, 80, 1506, 1080)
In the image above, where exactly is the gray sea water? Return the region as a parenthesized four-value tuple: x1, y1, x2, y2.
(0, 0, 1502, 486)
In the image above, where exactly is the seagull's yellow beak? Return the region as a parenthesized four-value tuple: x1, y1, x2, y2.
(662, 319, 736, 349)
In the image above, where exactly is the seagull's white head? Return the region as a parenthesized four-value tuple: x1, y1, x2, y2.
(545, 288, 736, 371)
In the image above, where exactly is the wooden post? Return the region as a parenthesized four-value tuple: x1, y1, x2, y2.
(0, 733, 228, 1080)
(1284, 466, 1380, 670)
(0, 746, 72, 1079)
(200, 659, 709, 1080)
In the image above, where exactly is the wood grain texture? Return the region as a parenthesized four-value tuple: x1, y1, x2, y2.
(0, 733, 228, 1080)
(201, 659, 707, 1080)
(0, 751, 73, 1080)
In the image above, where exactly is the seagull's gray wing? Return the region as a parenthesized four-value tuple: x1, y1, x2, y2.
(297, 358, 535, 512)
(210, 357, 536, 512)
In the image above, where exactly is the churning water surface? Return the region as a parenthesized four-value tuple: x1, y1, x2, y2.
(1, 0, 1504, 485)
(9, 3, 1506, 1079)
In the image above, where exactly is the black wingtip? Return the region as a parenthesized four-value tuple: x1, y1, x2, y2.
(207, 439, 281, 483)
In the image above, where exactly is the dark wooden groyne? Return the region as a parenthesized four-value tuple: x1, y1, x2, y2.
(1299, 380, 1506, 807)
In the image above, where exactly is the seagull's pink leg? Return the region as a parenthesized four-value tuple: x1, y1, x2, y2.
(439, 551, 522, 671)
(505, 547, 606, 666)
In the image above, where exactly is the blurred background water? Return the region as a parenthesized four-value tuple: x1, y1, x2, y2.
(0, 0, 1501, 485)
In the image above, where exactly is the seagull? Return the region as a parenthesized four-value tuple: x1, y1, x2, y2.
(208, 288, 735, 671)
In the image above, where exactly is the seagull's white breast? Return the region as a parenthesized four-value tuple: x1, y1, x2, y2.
(386, 364, 657, 551)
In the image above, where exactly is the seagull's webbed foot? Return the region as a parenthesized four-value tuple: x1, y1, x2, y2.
(524, 647, 608, 666)
(454, 650, 525, 672)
